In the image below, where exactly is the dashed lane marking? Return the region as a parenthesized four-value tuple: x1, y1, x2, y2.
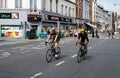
(30, 72, 43, 78)
(21, 50, 31, 53)
(71, 54, 77, 58)
(88, 47, 92, 50)
(56, 61, 65, 66)
(0, 52, 10, 58)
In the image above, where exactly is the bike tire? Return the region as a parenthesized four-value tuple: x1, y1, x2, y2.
(55, 47, 61, 60)
(46, 49, 53, 63)
(77, 49, 82, 63)
(83, 49, 87, 59)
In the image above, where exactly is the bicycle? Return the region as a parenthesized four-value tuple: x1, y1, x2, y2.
(76, 42, 87, 63)
(45, 42, 61, 63)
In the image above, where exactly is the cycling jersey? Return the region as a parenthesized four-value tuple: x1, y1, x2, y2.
(50, 32, 60, 42)
(78, 32, 89, 42)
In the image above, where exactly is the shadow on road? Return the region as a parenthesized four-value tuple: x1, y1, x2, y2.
(60, 55, 68, 59)
(86, 55, 92, 60)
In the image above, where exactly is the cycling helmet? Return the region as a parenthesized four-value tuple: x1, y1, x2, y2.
(80, 28, 85, 32)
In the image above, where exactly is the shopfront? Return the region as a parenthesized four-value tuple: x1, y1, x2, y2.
(42, 14, 76, 37)
(1, 25, 23, 37)
(27, 14, 42, 39)
(0, 12, 23, 38)
(0, 9, 30, 38)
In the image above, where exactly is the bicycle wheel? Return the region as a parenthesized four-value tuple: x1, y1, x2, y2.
(46, 49, 53, 63)
(77, 49, 82, 63)
(83, 49, 87, 59)
(55, 47, 61, 59)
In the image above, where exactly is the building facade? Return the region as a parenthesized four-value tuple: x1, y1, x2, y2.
(0, 0, 76, 38)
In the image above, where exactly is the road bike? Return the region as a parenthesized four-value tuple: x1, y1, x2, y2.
(45, 42, 61, 63)
(76, 42, 87, 63)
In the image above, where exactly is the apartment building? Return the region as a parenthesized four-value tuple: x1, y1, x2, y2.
(0, 0, 76, 38)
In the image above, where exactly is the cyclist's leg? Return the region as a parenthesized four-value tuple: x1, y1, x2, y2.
(79, 42, 82, 50)
(84, 40, 88, 52)
(54, 42, 59, 54)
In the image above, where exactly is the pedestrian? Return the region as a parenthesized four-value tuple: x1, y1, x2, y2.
(111, 29, 114, 39)
(95, 29, 99, 38)
(92, 29, 94, 38)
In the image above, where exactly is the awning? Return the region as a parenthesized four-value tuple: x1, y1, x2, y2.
(86, 23, 96, 28)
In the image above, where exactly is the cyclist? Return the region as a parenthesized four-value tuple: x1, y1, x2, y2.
(45, 28, 60, 57)
(75, 28, 89, 56)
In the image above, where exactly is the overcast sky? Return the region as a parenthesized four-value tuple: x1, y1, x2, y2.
(97, 0, 120, 14)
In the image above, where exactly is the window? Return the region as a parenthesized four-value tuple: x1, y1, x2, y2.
(30, 0, 37, 12)
(34, 0, 37, 12)
(0, 0, 7, 8)
(43, 0, 46, 11)
(50, 0, 52, 12)
(69, 7, 71, 16)
(61, 5, 63, 15)
(30, 0, 33, 10)
(73, 8, 74, 17)
(65, 6, 67, 16)
(15, 0, 22, 8)
(56, 0, 58, 13)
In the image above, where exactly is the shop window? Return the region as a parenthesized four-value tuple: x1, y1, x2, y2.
(2, 26, 23, 37)
(15, 0, 22, 8)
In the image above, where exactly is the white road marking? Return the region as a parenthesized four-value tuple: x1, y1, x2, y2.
(12, 47, 21, 49)
(30, 72, 43, 78)
(32, 47, 45, 50)
(71, 54, 77, 58)
(56, 61, 65, 66)
(21, 50, 31, 53)
(88, 47, 92, 49)
(116, 37, 119, 39)
(0, 52, 10, 58)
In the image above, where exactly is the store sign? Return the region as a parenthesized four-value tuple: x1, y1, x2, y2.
(51, 17, 59, 21)
(45, 15, 73, 22)
(60, 18, 71, 22)
(0, 13, 19, 19)
(28, 14, 41, 22)
(45, 15, 59, 21)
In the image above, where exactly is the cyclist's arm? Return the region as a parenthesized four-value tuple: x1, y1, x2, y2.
(85, 32, 89, 42)
(46, 35, 51, 42)
(54, 35, 58, 42)
(75, 33, 80, 43)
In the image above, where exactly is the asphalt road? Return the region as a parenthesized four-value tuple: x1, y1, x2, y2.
(0, 37, 120, 78)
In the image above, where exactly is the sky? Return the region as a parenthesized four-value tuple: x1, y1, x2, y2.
(97, 0, 120, 15)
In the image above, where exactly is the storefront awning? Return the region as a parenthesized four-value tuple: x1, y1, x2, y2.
(86, 23, 96, 28)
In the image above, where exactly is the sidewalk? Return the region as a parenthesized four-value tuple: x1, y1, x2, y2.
(0, 37, 45, 46)
(0, 37, 74, 46)
(1, 33, 120, 46)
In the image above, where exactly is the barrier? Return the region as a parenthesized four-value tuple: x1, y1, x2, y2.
(39, 33, 48, 39)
